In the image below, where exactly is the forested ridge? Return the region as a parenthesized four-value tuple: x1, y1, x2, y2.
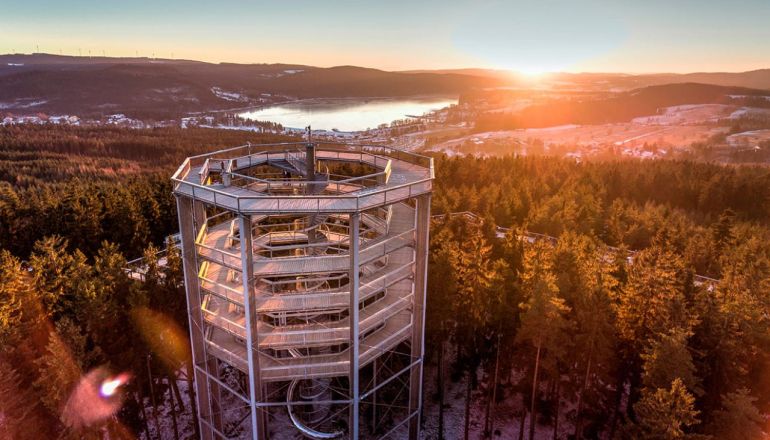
(0, 125, 293, 257)
(0, 56, 498, 118)
(426, 155, 770, 438)
(0, 126, 295, 439)
(1, 126, 769, 438)
(469, 83, 770, 130)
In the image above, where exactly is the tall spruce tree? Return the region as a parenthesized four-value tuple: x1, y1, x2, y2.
(707, 388, 765, 440)
(447, 225, 502, 440)
(630, 378, 702, 440)
(515, 241, 571, 440)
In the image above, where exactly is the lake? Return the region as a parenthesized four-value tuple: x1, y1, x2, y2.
(238, 96, 457, 132)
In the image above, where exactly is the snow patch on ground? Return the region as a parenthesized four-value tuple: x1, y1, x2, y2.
(420, 343, 579, 440)
(141, 368, 196, 440)
(727, 129, 770, 147)
(727, 106, 770, 120)
(523, 124, 580, 132)
(0, 99, 47, 109)
(211, 87, 250, 103)
(632, 104, 735, 125)
(729, 108, 750, 119)
(729, 94, 770, 101)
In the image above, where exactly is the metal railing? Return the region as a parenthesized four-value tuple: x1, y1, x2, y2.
(286, 149, 306, 173)
(199, 158, 211, 184)
(172, 142, 434, 214)
(177, 174, 431, 214)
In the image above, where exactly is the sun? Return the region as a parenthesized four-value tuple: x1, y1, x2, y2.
(517, 66, 548, 76)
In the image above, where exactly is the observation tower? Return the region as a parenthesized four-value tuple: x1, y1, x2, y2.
(172, 137, 433, 439)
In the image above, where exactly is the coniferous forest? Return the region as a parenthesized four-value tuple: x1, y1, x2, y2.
(2, 125, 770, 439)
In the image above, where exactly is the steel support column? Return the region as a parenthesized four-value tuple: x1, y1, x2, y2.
(191, 199, 224, 431)
(409, 194, 431, 439)
(240, 214, 268, 439)
(176, 195, 217, 440)
(371, 357, 377, 434)
(349, 212, 361, 439)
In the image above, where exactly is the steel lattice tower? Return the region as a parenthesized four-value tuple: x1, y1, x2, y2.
(173, 140, 433, 439)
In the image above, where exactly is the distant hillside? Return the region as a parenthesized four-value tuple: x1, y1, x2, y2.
(3, 54, 768, 119)
(656, 70, 770, 90)
(0, 54, 498, 117)
(265, 66, 497, 97)
(549, 70, 770, 91)
(402, 68, 522, 82)
(475, 83, 770, 130)
(0, 64, 225, 118)
(407, 68, 770, 91)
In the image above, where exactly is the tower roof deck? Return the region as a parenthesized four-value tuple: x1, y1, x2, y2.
(172, 141, 434, 214)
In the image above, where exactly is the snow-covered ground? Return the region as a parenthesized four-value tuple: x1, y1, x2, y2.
(632, 104, 770, 126)
(211, 87, 251, 103)
(728, 106, 770, 120)
(428, 123, 723, 158)
(728, 94, 770, 101)
(141, 347, 604, 440)
(420, 343, 579, 440)
(140, 368, 196, 440)
(632, 104, 735, 125)
(727, 129, 770, 147)
(0, 98, 48, 109)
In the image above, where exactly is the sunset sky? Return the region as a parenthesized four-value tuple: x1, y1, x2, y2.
(2, 0, 769, 73)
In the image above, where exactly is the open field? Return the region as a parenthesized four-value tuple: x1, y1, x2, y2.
(727, 129, 770, 147)
(426, 123, 729, 157)
(632, 104, 770, 125)
(632, 104, 737, 125)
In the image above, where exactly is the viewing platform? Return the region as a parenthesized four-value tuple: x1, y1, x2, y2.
(172, 142, 434, 215)
(173, 139, 433, 440)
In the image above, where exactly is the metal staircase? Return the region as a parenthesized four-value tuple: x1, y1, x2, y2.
(173, 141, 433, 439)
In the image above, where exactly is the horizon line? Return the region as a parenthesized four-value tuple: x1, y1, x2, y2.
(1, 52, 768, 76)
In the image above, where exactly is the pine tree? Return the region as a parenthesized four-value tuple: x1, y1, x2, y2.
(0, 250, 25, 343)
(159, 239, 186, 325)
(427, 225, 458, 440)
(631, 378, 701, 440)
(698, 239, 770, 407)
(616, 245, 693, 352)
(515, 241, 571, 440)
(483, 258, 513, 438)
(33, 332, 82, 416)
(55, 317, 103, 371)
(569, 239, 618, 439)
(30, 236, 96, 320)
(93, 241, 131, 301)
(0, 361, 41, 439)
(447, 226, 501, 440)
(90, 242, 130, 350)
(710, 209, 735, 256)
(641, 329, 698, 393)
(707, 388, 765, 440)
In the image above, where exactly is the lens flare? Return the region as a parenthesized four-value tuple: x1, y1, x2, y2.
(132, 307, 191, 371)
(62, 367, 132, 429)
(99, 374, 128, 397)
